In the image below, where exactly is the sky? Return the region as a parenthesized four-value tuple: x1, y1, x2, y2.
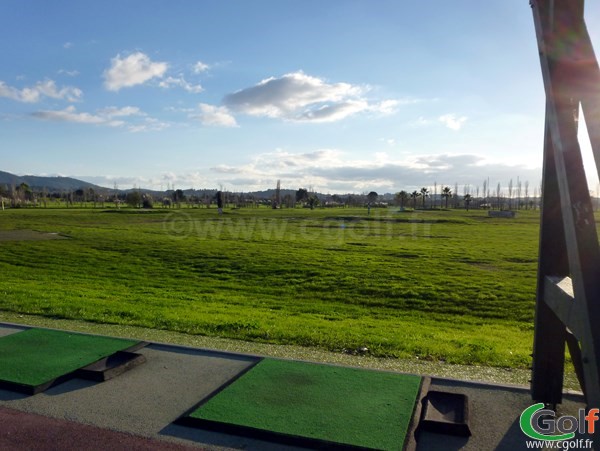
(2, 0, 600, 195)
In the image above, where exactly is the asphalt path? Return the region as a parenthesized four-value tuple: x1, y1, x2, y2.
(0, 323, 589, 450)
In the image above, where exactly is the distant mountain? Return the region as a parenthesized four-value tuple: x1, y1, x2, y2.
(0, 170, 105, 192)
(0, 170, 399, 199)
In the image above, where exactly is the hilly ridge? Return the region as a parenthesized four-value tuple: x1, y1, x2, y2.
(0, 170, 101, 192)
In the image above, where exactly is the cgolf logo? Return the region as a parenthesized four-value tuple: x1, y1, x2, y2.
(520, 403, 597, 442)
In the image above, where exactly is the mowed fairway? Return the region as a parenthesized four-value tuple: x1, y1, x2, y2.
(0, 207, 543, 368)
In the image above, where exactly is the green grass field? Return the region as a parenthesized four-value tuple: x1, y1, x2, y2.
(0, 206, 546, 368)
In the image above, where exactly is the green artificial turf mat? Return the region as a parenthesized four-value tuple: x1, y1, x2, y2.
(0, 328, 139, 387)
(190, 358, 422, 450)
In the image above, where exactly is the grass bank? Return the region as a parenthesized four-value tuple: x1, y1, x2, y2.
(0, 207, 544, 369)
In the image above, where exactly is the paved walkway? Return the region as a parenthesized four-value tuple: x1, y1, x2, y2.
(0, 406, 199, 451)
(0, 323, 589, 450)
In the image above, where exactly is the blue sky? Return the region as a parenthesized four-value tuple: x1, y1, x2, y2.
(2, 0, 600, 194)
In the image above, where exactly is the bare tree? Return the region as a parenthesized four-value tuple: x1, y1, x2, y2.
(483, 179, 487, 205)
(508, 178, 514, 210)
(516, 178, 522, 210)
(454, 182, 459, 208)
(496, 182, 502, 210)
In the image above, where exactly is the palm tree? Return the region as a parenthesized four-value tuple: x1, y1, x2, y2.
(395, 191, 408, 209)
(442, 186, 452, 209)
(410, 190, 420, 208)
(464, 193, 473, 211)
(420, 187, 429, 209)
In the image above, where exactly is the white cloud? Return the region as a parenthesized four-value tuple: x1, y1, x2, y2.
(165, 106, 195, 113)
(128, 117, 170, 132)
(191, 103, 238, 127)
(223, 71, 398, 123)
(295, 99, 369, 123)
(371, 99, 400, 115)
(193, 61, 209, 73)
(439, 113, 467, 130)
(63, 42, 73, 49)
(98, 106, 143, 118)
(380, 138, 396, 146)
(31, 105, 168, 132)
(103, 52, 168, 91)
(0, 79, 82, 103)
(200, 149, 542, 194)
(32, 106, 123, 126)
(58, 69, 80, 77)
(409, 116, 433, 127)
(70, 149, 542, 194)
(158, 76, 203, 93)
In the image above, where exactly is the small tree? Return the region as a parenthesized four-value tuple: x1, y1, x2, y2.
(126, 191, 142, 208)
(296, 188, 308, 204)
(464, 193, 472, 211)
(307, 194, 319, 210)
(173, 189, 185, 207)
(283, 193, 294, 208)
(75, 188, 86, 206)
(16, 182, 33, 203)
(142, 193, 153, 209)
(367, 191, 379, 204)
(88, 188, 96, 208)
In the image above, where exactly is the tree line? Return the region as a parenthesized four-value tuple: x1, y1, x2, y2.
(391, 178, 542, 211)
(0, 178, 553, 211)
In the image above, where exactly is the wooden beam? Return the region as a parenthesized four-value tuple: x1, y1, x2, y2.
(566, 331, 586, 399)
(532, 109, 568, 404)
(531, 0, 600, 412)
(544, 276, 585, 340)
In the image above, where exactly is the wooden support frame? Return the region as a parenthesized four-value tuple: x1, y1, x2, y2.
(530, 0, 600, 420)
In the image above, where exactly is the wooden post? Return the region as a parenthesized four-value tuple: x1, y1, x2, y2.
(531, 0, 600, 419)
(532, 111, 569, 405)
